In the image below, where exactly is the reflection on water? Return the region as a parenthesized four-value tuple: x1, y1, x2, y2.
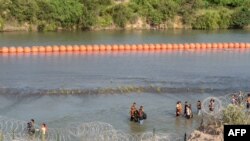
(0, 49, 250, 90)
(0, 30, 249, 46)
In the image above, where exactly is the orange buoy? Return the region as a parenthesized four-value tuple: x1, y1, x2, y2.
(190, 43, 195, 49)
(92, 45, 99, 51)
(66, 45, 73, 52)
(38, 46, 45, 52)
(131, 44, 137, 50)
(201, 43, 206, 49)
(2, 42, 246, 54)
(212, 43, 217, 49)
(217, 43, 223, 49)
(239, 43, 246, 48)
(99, 45, 106, 51)
(106, 45, 112, 51)
(143, 44, 149, 50)
(124, 44, 131, 50)
(112, 44, 119, 50)
(167, 44, 173, 50)
(24, 47, 31, 53)
(161, 44, 167, 50)
(45, 46, 52, 52)
(149, 44, 155, 50)
(174, 44, 182, 50)
(228, 43, 234, 48)
(195, 43, 201, 49)
(52, 45, 60, 52)
(223, 43, 228, 49)
(118, 44, 125, 50)
(178, 44, 184, 50)
(137, 44, 143, 50)
(184, 43, 190, 50)
(246, 43, 250, 48)
(73, 45, 80, 51)
(80, 45, 86, 51)
(59, 45, 66, 52)
(1, 47, 9, 53)
(206, 43, 212, 49)
(31, 46, 39, 52)
(86, 45, 93, 51)
(155, 44, 161, 50)
(234, 43, 240, 48)
(9, 47, 17, 53)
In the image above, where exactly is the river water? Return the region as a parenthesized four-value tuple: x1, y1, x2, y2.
(0, 30, 250, 141)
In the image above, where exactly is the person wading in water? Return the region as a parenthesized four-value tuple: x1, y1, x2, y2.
(197, 100, 202, 115)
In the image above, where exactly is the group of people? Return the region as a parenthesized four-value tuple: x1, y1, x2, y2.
(231, 93, 250, 109)
(176, 98, 215, 119)
(176, 92, 250, 119)
(130, 102, 147, 124)
(176, 101, 199, 119)
(27, 119, 48, 137)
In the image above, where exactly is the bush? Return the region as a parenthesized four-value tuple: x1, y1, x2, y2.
(179, 0, 207, 25)
(0, 0, 248, 30)
(222, 104, 249, 124)
(231, 7, 250, 28)
(0, 17, 4, 31)
(96, 15, 113, 28)
(9, 0, 39, 23)
(158, 0, 179, 21)
(207, 0, 245, 7)
(147, 9, 163, 26)
(218, 8, 232, 28)
(108, 4, 132, 28)
(192, 11, 220, 29)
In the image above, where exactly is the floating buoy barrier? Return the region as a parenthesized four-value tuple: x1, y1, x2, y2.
(0, 42, 249, 54)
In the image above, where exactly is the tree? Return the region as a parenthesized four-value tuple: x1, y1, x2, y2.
(109, 4, 132, 28)
(192, 11, 220, 29)
(231, 7, 250, 28)
(9, 0, 39, 23)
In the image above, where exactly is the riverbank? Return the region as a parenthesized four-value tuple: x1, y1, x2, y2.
(0, 0, 249, 32)
(188, 125, 223, 141)
(1, 17, 249, 32)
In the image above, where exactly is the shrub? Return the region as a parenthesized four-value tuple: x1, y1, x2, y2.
(80, 6, 96, 30)
(108, 4, 132, 28)
(222, 104, 249, 124)
(0, 17, 4, 31)
(207, 0, 245, 7)
(147, 9, 163, 26)
(231, 7, 250, 28)
(9, 0, 39, 23)
(96, 15, 113, 28)
(192, 11, 220, 29)
(218, 8, 232, 28)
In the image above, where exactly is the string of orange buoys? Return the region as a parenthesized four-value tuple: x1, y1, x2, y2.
(0, 43, 250, 54)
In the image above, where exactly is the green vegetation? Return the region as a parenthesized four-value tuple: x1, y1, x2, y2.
(222, 104, 250, 124)
(0, 0, 249, 31)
